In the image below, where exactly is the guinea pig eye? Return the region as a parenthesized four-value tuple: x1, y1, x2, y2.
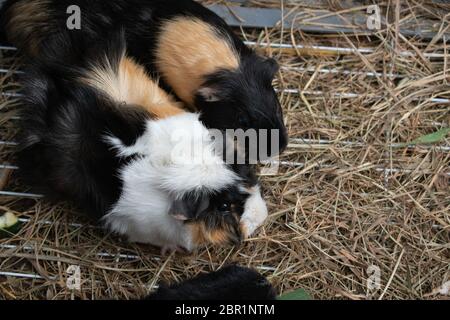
(218, 202, 231, 213)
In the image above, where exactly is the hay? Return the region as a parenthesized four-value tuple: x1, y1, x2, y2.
(0, 1, 449, 300)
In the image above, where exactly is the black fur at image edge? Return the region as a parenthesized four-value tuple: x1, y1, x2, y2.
(147, 265, 277, 300)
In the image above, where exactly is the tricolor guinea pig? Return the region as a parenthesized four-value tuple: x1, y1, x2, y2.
(0, 0, 288, 159)
(15, 35, 268, 253)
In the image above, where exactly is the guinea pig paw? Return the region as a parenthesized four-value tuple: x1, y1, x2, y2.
(241, 218, 259, 238)
(160, 244, 187, 256)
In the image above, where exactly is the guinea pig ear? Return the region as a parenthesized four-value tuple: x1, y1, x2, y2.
(197, 86, 221, 102)
(169, 194, 210, 221)
(261, 57, 279, 80)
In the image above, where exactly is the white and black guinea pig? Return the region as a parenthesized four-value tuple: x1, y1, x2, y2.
(146, 265, 276, 300)
(16, 35, 268, 253)
(0, 0, 288, 158)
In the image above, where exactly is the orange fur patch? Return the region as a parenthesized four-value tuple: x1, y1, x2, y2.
(189, 223, 230, 246)
(5, 0, 52, 55)
(82, 54, 184, 119)
(189, 219, 241, 247)
(240, 221, 249, 239)
(155, 17, 240, 106)
(189, 223, 207, 246)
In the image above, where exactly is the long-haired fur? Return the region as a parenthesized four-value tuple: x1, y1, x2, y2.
(0, 0, 288, 157)
(16, 33, 268, 251)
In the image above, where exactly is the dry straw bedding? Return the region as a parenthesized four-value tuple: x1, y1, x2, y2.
(0, 0, 449, 300)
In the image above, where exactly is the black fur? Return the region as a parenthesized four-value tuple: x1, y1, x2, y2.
(0, 0, 288, 157)
(16, 33, 258, 247)
(0, 4, 6, 44)
(196, 56, 285, 160)
(17, 66, 147, 219)
(14, 32, 151, 220)
(146, 265, 277, 300)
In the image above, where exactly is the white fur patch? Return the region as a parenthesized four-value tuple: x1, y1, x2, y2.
(103, 113, 239, 250)
(438, 281, 450, 295)
(240, 185, 268, 237)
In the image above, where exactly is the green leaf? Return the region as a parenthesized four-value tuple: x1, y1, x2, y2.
(277, 288, 312, 300)
(0, 211, 22, 238)
(400, 128, 450, 147)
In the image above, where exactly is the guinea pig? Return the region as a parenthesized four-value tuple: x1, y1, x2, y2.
(146, 265, 277, 300)
(16, 34, 268, 253)
(0, 0, 288, 159)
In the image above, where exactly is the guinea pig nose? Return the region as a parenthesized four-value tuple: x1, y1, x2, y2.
(229, 233, 243, 246)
